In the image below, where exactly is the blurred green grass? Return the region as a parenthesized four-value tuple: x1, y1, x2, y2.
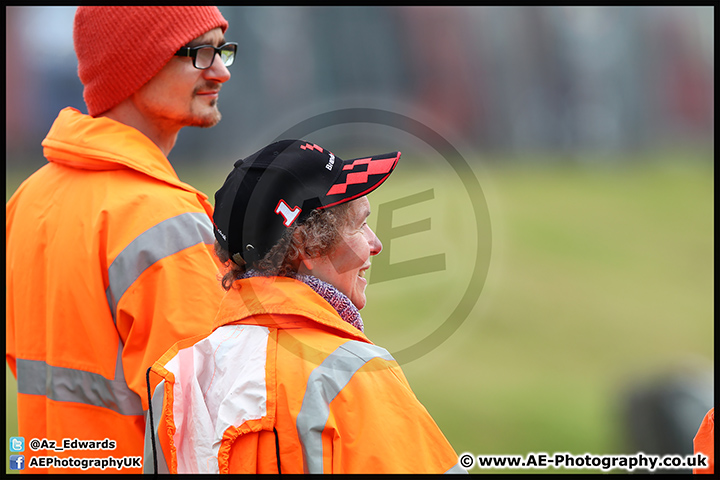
(6, 150, 713, 474)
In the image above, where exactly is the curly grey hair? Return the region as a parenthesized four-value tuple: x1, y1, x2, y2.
(214, 202, 353, 291)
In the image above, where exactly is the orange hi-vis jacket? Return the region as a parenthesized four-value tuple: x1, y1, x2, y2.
(6, 107, 224, 474)
(145, 275, 466, 474)
(693, 407, 714, 474)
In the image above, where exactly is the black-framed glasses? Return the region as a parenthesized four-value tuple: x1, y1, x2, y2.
(174, 42, 238, 70)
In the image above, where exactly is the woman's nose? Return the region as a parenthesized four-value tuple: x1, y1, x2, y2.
(368, 227, 382, 256)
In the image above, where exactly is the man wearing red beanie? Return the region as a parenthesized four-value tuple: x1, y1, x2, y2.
(6, 6, 236, 474)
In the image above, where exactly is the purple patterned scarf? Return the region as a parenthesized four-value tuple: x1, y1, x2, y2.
(240, 270, 364, 332)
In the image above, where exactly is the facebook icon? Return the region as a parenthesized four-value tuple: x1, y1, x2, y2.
(10, 455, 25, 470)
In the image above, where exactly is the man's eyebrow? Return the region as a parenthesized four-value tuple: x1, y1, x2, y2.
(187, 36, 226, 48)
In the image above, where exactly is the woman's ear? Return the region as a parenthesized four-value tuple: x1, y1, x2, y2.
(292, 228, 314, 273)
(298, 255, 315, 273)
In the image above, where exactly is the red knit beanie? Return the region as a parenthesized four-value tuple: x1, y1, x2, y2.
(73, 6, 229, 117)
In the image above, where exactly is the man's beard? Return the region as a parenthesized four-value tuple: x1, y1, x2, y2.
(186, 103, 222, 128)
(186, 85, 223, 128)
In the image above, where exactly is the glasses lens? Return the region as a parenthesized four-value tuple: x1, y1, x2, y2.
(220, 45, 236, 67)
(195, 47, 216, 69)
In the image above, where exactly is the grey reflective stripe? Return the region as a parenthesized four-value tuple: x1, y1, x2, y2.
(144, 380, 169, 474)
(105, 212, 215, 323)
(296, 341, 395, 474)
(16, 358, 144, 416)
(446, 463, 469, 474)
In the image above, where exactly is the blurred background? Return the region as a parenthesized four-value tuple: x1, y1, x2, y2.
(6, 6, 713, 474)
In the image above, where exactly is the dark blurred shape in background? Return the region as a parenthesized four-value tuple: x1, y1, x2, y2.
(620, 362, 713, 474)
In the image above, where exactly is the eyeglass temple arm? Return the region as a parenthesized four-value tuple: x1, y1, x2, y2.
(175, 46, 192, 57)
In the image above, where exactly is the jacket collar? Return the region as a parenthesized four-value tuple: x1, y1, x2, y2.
(214, 275, 371, 344)
(41, 107, 207, 198)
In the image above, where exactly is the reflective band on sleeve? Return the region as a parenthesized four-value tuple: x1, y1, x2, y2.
(296, 341, 395, 474)
(144, 380, 170, 473)
(16, 357, 144, 416)
(105, 212, 215, 323)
